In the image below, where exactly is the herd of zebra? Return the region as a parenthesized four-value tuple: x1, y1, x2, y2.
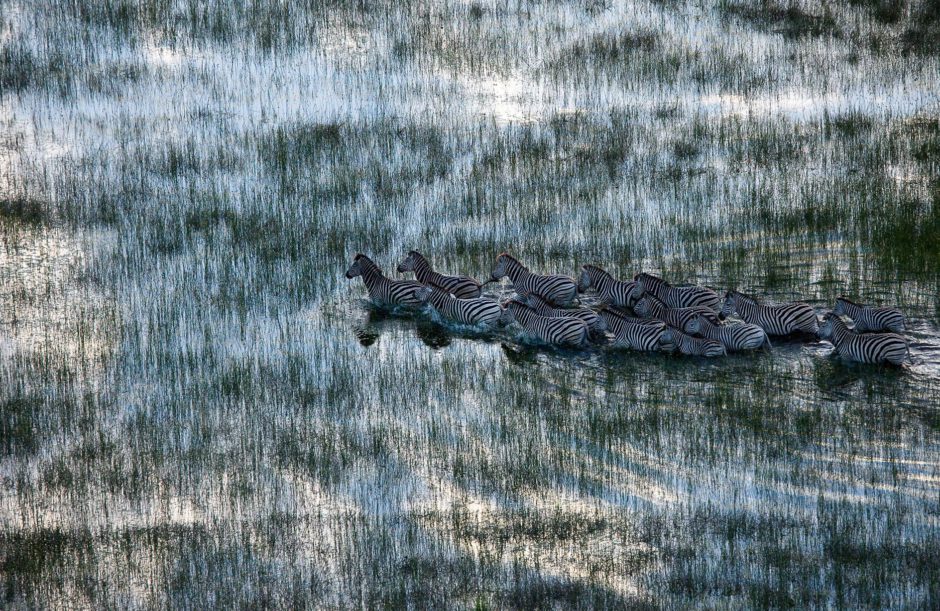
(345, 251, 911, 366)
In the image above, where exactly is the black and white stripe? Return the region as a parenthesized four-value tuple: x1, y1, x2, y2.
(633, 294, 720, 330)
(599, 308, 668, 351)
(634, 273, 721, 311)
(577, 265, 641, 307)
(819, 313, 908, 365)
(346, 254, 424, 308)
(524, 292, 605, 333)
(490, 253, 577, 306)
(397, 251, 482, 299)
(684, 313, 770, 352)
(500, 300, 588, 347)
(659, 327, 726, 357)
(720, 291, 818, 335)
(834, 297, 905, 333)
(413, 283, 502, 327)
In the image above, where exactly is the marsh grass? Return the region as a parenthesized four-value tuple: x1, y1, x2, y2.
(1, 0, 939, 608)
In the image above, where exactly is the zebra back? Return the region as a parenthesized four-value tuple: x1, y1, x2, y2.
(525, 292, 604, 332)
(685, 314, 770, 351)
(725, 291, 818, 335)
(599, 309, 667, 351)
(635, 273, 720, 310)
(660, 327, 726, 357)
(504, 301, 588, 346)
(347, 254, 424, 308)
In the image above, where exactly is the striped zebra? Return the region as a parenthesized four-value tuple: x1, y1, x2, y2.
(346, 254, 424, 308)
(413, 283, 503, 327)
(833, 297, 905, 333)
(720, 291, 818, 335)
(683, 313, 771, 352)
(500, 300, 588, 347)
(819, 313, 908, 365)
(397, 251, 482, 299)
(599, 308, 668, 352)
(633, 294, 720, 330)
(660, 327, 726, 357)
(524, 292, 605, 333)
(576, 265, 641, 307)
(633, 273, 721, 311)
(490, 253, 577, 306)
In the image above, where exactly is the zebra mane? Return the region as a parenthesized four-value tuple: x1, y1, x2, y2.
(427, 280, 453, 296)
(729, 290, 757, 303)
(639, 292, 667, 307)
(354, 253, 381, 271)
(635, 272, 665, 284)
(408, 250, 427, 260)
(582, 264, 612, 278)
(836, 296, 859, 306)
(498, 252, 524, 266)
(524, 291, 551, 305)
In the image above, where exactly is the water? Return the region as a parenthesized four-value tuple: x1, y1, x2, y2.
(1, 0, 939, 608)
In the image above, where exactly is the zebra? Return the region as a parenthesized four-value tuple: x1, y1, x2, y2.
(490, 253, 577, 306)
(523, 292, 605, 333)
(345, 254, 424, 308)
(633, 272, 721, 311)
(818, 313, 908, 366)
(413, 283, 503, 328)
(397, 251, 482, 299)
(499, 299, 588, 347)
(659, 327, 727, 357)
(633, 294, 720, 330)
(576, 265, 642, 307)
(683, 313, 771, 352)
(599, 308, 669, 352)
(833, 297, 905, 333)
(720, 290, 818, 335)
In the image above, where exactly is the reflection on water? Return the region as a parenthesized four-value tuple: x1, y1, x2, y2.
(1, 0, 940, 607)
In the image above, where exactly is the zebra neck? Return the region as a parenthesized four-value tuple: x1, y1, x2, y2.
(840, 301, 861, 317)
(428, 289, 451, 308)
(831, 324, 851, 346)
(414, 258, 437, 282)
(505, 260, 532, 283)
(360, 266, 386, 289)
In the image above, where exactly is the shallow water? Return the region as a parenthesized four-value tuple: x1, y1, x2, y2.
(2, 0, 940, 608)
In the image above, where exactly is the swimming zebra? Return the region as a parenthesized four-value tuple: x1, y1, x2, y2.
(833, 297, 905, 333)
(413, 283, 503, 327)
(346, 254, 424, 308)
(500, 300, 588, 347)
(599, 308, 668, 352)
(818, 313, 908, 365)
(490, 253, 577, 306)
(633, 294, 720, 330)
(683, 313, 771, 352)
(633, 273, 721, 311)
(576, 265, 641, 307)
(659, 327, 726, 357)
(397, 251, 482, 299)
(523, 292, 605, 333)
(720, 291, 818, 335)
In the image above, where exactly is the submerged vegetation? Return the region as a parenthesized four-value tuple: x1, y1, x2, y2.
(0, 0, 938, 608)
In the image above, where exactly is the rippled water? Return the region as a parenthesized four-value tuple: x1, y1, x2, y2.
(1, 0, 939, 608)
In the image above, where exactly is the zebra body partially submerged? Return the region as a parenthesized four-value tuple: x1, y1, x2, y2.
(634, 273, 721, 311)
(599, 309, 668, 351)
(523, 292, 605, 333)
(346, 254, 424, 309)
(397, 251, 482, 299)
(834, 297, 905, 333)
(413, 284, 502, 328)
(684, 313, 771, 352)
(720, 291, 818, 335)
(491, 253, 577, 306)
(500, 300, 588, 347)
(577, 265, 641, 307)
(660, 327, 726, 357)
(819, 313, 908, 365)
(633, 294, 720, 330)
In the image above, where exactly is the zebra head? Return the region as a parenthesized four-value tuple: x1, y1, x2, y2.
(490, 253, 512, 281)
(632, 295, 655, 317)
(345, 253, 369, 279)
(577, 267, 593, 293)
(720, 291, 738, 319)
(498, 298, 523, 326)
(627, 281, 644, 306)
(684, 313, 703, 335)
(396, 251, 420, 273)
(818, 312, 839, 340)
(658, 327, 676, 351)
